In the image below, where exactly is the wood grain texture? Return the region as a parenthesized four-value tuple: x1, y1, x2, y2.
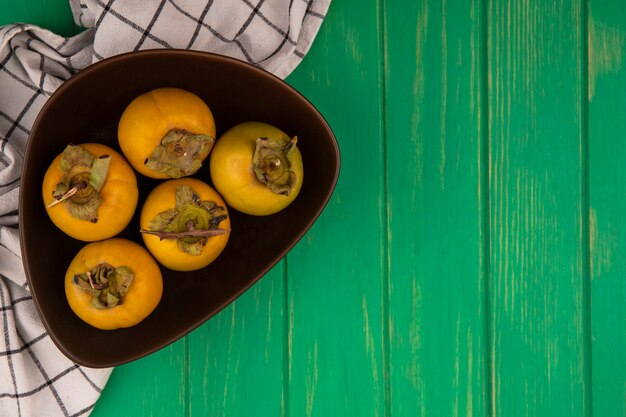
(92, 340, 188, 417)
(4, 0, 626, 416)
(187, 265, 285, 417)
(384, 0, 489, 416)
(588, 1, 626, 416)
(285, 1, 386, 416)
(488, 1, 588, 416)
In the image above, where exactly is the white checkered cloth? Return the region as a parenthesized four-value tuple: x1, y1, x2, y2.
(0, 0, 330, 416)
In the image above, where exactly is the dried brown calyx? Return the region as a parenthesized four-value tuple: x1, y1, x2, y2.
(140, 185, 229, 255)
(252, 136, 298, 195)
(73, 263, 135, 309)
(145, 129, 213, 178)
(48, 144, 111, 223)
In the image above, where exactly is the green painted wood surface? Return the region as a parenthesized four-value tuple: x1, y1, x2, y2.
(286, 1, 385, 416)
(0, 1, 75, 36)
(188, 266, 285, 416)
(488, 1, 588, 415)
(384, 1, 488, 416)
(2, 1, 626, 416)
(588, 1, 626, 416)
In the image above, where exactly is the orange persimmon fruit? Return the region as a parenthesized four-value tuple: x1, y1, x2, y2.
(42, 143, 138, 241)
(140, 178, 230, 271)
(118, 87, 216, 179)
(209, 122, 303, 216)
(65, 238, 163, 330)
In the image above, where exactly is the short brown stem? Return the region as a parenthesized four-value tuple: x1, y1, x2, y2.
(86, 271, 108, 290)
(47, 186, 78, 208)
(140, 227, 230, 241)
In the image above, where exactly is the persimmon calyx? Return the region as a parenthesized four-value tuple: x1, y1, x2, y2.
(73, 263, 135, 309)
(140, 184, 229, 255)
(252, 136, 298, 196)
(49, 145, 111, 223)
(145, 129, 213, 178)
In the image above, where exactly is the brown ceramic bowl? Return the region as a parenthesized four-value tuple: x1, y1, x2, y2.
(19, 50, 339, 368)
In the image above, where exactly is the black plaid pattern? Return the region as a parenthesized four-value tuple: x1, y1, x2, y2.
(89, 0, 327, 75)
(0, 0, 329, 415)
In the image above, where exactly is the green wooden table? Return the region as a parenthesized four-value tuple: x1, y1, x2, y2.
(2, 1, 625, 416)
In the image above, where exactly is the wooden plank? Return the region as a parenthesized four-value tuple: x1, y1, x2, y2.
(588, 1, 626, 416)
(0, 0, 75, 36)
(187, 266, 285, 416)
(488, 1, 588, 416)
(91, 340, 188, 417)
(285, 1, 386, 415)
(384, 0, 489, 416)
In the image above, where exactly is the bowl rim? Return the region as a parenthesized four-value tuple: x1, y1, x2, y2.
(19, 48, 341, 367)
